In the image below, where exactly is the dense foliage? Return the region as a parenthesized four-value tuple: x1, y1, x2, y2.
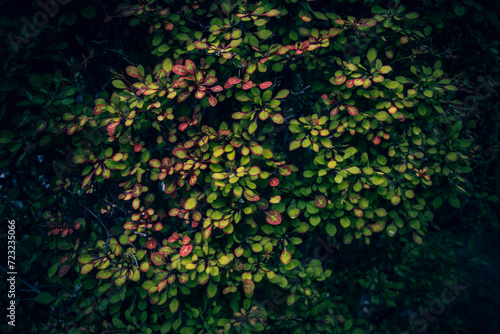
(1, 0, 499, 333)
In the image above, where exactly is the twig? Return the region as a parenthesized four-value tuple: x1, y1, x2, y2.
(79, 202, 111, 241)
(66, 190, 111, 243)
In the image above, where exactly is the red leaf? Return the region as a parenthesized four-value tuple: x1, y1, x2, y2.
(184, 59, 196, 74)
(126, 66, 142, 78)
(209, 96, 217, 107)
(172, 65, 189, 76)
(202, 76, 216, 86)
(266, 210, 282, 225)
(334, 75, 347, 85)
(194, 90, 206, 99)
(177, 91, 190, 103)
(243, 279, 255, 294)
(158, 280, 168, 292)
(227, 77, 241, 85)
(124, 221, 137, 230)
(180, 244, 193, 257)
(146, 238, 157, 249)
(210, 85, 223, 92)
(242, 81, 254, 90)
(354, 208, 364, 217)
(259, 81, 273, 89)
(58, 265, 70, 278)
(330, 106, 339, 117)
(314, 195, 327, 208)
(204, 225, 213, 239)
(275, 46, 289, 55)
(168, 232, 180, 243)
(149, 159, 162, 168)
(269, 177, 279, 187)
(93, 104, 106, 115)
(151, 252, 166, 265)
(362, 18, 377, 27)
(346, 105, 358, 116)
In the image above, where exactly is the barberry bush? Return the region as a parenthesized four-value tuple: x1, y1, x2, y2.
(1, 0, 499, 333)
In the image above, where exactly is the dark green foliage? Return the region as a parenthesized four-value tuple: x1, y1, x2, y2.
(0, 0, 499, 333)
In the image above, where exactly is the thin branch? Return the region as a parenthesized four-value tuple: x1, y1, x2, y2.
(66, 190, 111, 243)
(79, 202, 111, 241)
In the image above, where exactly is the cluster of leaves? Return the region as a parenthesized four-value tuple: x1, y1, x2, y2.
(0, 0, 499, 333)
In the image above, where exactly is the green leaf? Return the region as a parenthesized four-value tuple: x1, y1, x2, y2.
(405, 12, 420, 19)
(454, 4, 466, 17)
(35, 292, 55, 304)
(207, 280, 217, 298)
(184, 198, 197, 210)
(385, 81, 400, 89)
(374, 111, 389, 121)
(326, 223, 337, 237)
(112, 80, 126, 89)
(274, 89, 289, 99)
(289, 140, 301, 151)
(81, 6, 97, 19)
(367, 48, 377, 64)
(169, 298, 179, 313)
(386, 224, 397, 237)
(255, 29, 273, 39)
